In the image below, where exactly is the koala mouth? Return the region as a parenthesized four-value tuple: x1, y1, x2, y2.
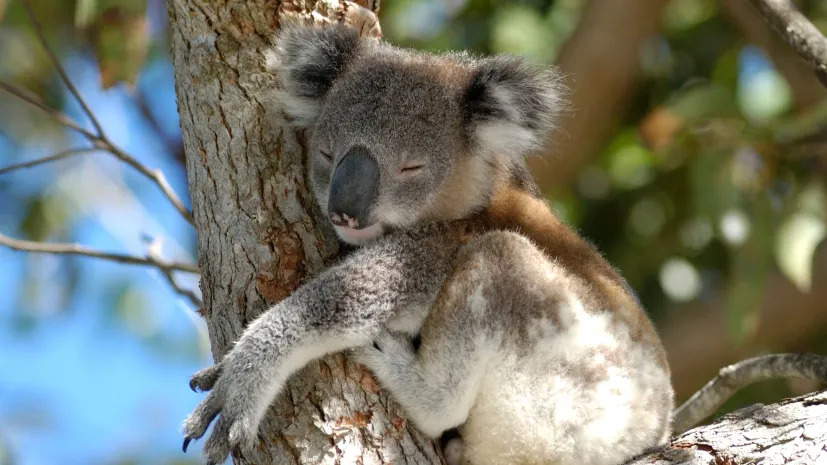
(333, 222, 384, 245)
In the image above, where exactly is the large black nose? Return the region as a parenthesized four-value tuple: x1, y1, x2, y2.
(328, 146, 379, 229)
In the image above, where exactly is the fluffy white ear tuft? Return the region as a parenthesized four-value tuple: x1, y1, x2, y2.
(266, 24, 362, 127)
(463, 56, 566, 158)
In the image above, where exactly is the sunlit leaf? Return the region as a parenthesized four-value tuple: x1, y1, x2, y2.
(775, 183, 826, 292)
(663, 0, 716, 32)
(491, 4, 554, 63)
(666, 83, 741, 124)
(74, 0, 97, 28)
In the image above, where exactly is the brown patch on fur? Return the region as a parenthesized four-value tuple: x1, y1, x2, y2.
(475, 169, 669, 370)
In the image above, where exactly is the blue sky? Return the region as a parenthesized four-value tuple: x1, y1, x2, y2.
(0, 53, 211, 465)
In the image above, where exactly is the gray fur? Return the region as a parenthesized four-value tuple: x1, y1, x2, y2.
(182, 24, 672, 465)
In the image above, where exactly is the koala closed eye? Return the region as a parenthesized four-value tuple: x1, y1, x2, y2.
(399, 162, 425, 176)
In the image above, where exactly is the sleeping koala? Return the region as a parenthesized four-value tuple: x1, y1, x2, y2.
(181, 24, 674, 465)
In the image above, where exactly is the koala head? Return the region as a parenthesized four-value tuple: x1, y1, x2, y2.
(266, 24, 564, 245)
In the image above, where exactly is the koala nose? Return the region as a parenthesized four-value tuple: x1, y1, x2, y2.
(328, 146, 379, 230)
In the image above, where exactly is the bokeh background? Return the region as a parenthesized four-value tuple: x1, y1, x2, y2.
(1, 0, 826, 464)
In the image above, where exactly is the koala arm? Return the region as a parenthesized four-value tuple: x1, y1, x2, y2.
(182, 221, 467, 465)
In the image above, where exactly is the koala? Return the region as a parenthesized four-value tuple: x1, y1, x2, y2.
(181, 24, 674, 465)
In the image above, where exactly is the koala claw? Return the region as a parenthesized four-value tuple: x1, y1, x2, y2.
(189, 363, 224, 392)
(182, 437, 192, 453)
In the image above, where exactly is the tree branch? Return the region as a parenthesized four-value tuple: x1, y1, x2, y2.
(748, 0, 827, 87)
(0, 233, 199, 274)
(629, 389, 827, 464)
(0, 2, 196, 225)
(0, 147, 101, 175)
(19, 0, 106, 137)
(0, 78, 194, 224)
(721, 0, 826, 110)
(672, 353, 827, 433)
(0, 80, 99, 140)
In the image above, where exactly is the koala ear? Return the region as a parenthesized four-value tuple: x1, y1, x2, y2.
(265, 24, 362, 127)
(463, 56, 565, 158)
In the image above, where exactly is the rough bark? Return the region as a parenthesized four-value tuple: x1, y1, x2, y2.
(165, 1, 441, 463)
(629, 389, 827, 464)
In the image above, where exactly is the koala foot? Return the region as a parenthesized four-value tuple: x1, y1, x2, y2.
(182, 356, 271, 464)
(443, 437, 466, 465)
(189, 362, 223, 392)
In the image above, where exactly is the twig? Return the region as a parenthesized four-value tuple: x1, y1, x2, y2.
(672, 353, 827, 433)
(157, 266, 203, 308)
(19, 0, 105, 137)
(104, 143, 194, 224)
(0, 80, 99, 140)
(147, 237, 203, 308)
(0, 233, 199, 274)
(0, 78, 195, 224)
(0, 148, 101, 175)
(1, 2, 196, 225)
(748, 0, 827, 87)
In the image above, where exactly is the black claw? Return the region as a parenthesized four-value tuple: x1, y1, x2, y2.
(372, 341, 381, 351)
(182, 437, 192, 453)
(189, 378, 199, 392)
(232, 443, 245, 461)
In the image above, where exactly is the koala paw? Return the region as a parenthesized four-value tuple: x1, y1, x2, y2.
(181, 357, 266, 464)
(189, 362, 223, 392)
(353, 328, 417, 374)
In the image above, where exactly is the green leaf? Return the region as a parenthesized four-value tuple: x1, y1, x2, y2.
(87, 6, 149, 89)
(689, 148, 738, 220)
(666, 83, 741, 125)
(724, 196, 775, 344)
(74, 0, 97, 28)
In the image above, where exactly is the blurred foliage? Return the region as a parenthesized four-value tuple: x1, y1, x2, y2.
(1, 0, 826, 463)
(381, 0, 827, 417)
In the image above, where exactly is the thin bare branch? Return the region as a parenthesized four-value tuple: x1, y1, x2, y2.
(672, 353, 827, 433)
(0, 233, 200, 274)
(19, 0, 105, 137)
(0, 148, 100, 175)
(104, 142, 194, 224)
(3, 3, 196, 225)
(0, 81, 194, 222)
(0, 80, 99, 140)
(748, 0, 827, 87)
(147, 237, 203, 308)
(157, 266, 203, 308)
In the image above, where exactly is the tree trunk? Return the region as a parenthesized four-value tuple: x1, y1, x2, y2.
(164, 1, 826, 464)
(165, 1, 441, 463)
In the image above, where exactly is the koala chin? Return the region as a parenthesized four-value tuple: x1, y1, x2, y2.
(181, 24, 674, 465)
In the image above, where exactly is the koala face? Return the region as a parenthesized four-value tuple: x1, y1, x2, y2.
(267, 25, 564, 245)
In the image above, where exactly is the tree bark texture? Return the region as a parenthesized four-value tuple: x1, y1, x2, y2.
(166, 1, 441, 463)
(165, 1, 826, 464)
(630, 389, 827, 464)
